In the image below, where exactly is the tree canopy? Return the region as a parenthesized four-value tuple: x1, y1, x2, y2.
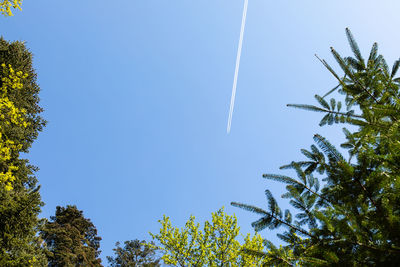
(107, 239, 161, 267)
(41, 205, 103, 267)
(232, 28, 400, 265)
(0, 38, 47, 266)
(151, 207, 267, 266)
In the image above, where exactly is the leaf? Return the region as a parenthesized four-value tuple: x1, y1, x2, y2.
(381, 57, 389, 76)
(345, 28, 365, 69)
(327, 114, 334, 125)
(313, 134, 344, 162)
(265, 190, 282, 218)
(292, 163, 307, 185)
(330, 98, 336, 110)
(230, 202, 268, 216)
(319, 114, 331, 126)
(314, 178, 320, 192)
(287, 104, 326, 112)
(391, 59, 400, 78)
(276, 233, 292, 244)
(280, 161, 314, 170)
(290, 199, 306, 211)
(300, 149, 313, 159)
(304, 163, 318, 174)
(251, 217, 273, 232)
(368, 42, 378, 65)
(337, 101, 342, 111)
(263, 174, 304, 187)
(330, 48, 356, 80)
(284, 210, 292, 224)
(315, 94, 330, 109)
(345, 56, 362, 71)
(322, 83, 341, 98)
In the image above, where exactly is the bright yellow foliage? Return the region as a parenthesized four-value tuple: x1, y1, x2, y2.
(151, 207, 267, 266)
(0, 63, 28, 190)
(0, 0, 23, 16)
(28, 256, 37, 267)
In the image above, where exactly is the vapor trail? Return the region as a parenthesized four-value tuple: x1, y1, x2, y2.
(227, 0, 248, 133)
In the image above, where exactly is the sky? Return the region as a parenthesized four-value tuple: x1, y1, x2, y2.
(1, 0, 400, 263)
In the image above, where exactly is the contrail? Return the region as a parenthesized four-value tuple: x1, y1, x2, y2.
(227, 0, 248, 133)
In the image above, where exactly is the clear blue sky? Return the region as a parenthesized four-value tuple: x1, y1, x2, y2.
(2, 0, 400, 263)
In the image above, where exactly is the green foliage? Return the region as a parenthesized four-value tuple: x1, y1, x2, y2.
(107, 239, 161, 267)
(232, 29, 400, 265)
(0, 38, 47, 266)
(150, 207, 267, 266)
(0, 0, 23, 16)
(41, 205, 103, 267)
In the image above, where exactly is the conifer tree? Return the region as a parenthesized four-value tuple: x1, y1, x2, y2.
(107, 239, 161, 267)
(232, 29, 400, 265)
(41, 205, 103, 267)
(0, 38, 47, 266)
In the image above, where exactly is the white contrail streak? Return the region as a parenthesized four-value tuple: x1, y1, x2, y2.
(227, 0, 248, 134)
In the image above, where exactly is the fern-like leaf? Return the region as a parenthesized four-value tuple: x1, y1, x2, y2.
(287, 104, 326, 112)
(313, 134, 344, 162)
(331, 48, 356, 81)
(263, 174, 304, 187)
(391, 59, 400, 78)
(315, 94, 330, 109)
(230, 202, 268, 216)
(368, 42, 378, 66)
(345, 28, 365, 69)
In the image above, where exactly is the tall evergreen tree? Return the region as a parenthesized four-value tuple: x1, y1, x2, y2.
(41, 205, 103, 267)
(232, 29, 400, 265)
(107, 239, 161, 267)
(0, 38, 47, 266)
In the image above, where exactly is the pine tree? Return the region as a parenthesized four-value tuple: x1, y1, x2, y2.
(41, 205, 103, 267)
(232, 28, 400, 265)
(107, 239, 161, 267)
(0, 38, 47, 266)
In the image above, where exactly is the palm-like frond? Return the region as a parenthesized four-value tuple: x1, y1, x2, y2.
(230, 202, 268, 216)
(368, 42, 378, 66)
(345, 28, 365, 69)
(266, 189, 282, 217)
(279, 161, 315, 170)
(263, 174, 303, 188)
(391, 59, 400, 78)
(286, 104, 326, 112)
(315, 94, 330, 109)
(313, 134, 344, 162)
(330, 48, 356, 81)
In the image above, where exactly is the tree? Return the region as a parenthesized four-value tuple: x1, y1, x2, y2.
(151, 207, 267, 266)
(107, 239, 161, 267)
(0, 0, 23, 16)
(232, 28, 400, 265)
(0, 38, 47, 266)
(41, 205, 103, 267)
